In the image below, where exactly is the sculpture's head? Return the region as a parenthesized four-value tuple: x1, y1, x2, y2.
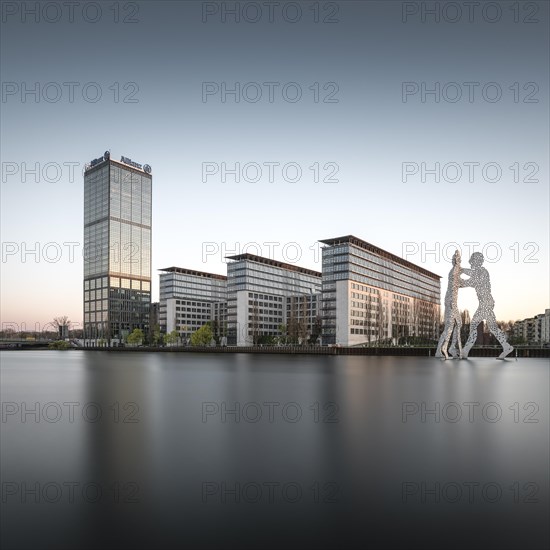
(469, 252, 484, 267)
(452, 250, 461, 266)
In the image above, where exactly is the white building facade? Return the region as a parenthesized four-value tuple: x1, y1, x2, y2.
(320, 235, 441, 346)
(514, 309, 550, 344)
(226, 254, 322, 346)
(159, 267, 227, 342)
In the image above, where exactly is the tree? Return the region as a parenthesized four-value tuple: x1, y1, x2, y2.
(310, 315, 323, 344)
(150, 323, 162, 346)
(211, 319, 219, 343)
(460, 309, 471, 344)
(53, 316, 71, 339)
(363, 296, 373, 346)
(127, 328, 144, 346)
(191, 324, 213, 346)
(49, 340, 70, 350)
(164, 330, 179, 346)
(258, 334, 277, 345)
(377, 291, 388, 345)
(0, 327, 16, 339)
(278, 323, 287, 345)
(411, 299, 421, 342)
(297, 296, 309, 344)
(287, 310, 299, 344)
(505, 320, 517, 343)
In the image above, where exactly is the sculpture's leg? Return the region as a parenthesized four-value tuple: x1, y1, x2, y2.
(441, 320, 456, 360)
(462, 310, 482, 358)
(486, 313, 514, 358)
(448, 326, 458, 358)
(448, 315, 462, 358)
(456, 315, 462, 358)
(435, 326, 448, 358)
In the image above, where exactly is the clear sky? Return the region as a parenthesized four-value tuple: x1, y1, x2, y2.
(1, 1, 548, 331)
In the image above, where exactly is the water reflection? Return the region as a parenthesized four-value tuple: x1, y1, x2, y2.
(1, 351, 548, 549)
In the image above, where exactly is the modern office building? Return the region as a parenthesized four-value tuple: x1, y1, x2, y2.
(319, 235, 441, 346)
(226, 253, 322, 345)
(159, 267, 228, 343)
(83, 151, 152, 344)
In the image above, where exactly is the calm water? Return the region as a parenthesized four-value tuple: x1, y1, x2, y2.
(1, 351, 548, 550)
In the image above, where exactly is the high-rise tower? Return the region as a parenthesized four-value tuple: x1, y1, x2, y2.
(83, 151, 152, 344)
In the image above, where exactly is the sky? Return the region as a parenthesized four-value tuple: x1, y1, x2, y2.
(1, 0, 549, 331)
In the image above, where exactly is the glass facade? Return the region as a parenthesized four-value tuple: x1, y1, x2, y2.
(83, 158, 152, 343)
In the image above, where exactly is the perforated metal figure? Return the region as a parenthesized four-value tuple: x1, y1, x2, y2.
(460, 252, 514, 359)
(435, 250, 462, 359)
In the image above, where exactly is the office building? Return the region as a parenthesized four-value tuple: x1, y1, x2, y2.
(226, 253, 322, 346)
(319, 235, 441, 346)
(159, 267, 227, 343)
(83, 151, 152, 344)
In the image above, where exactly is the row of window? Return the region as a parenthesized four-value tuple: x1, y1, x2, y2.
(84, 312, 108, 323)
(350, 328, 384, 335)
(247, 325, 280, 333)
(161, 277, 227, 300)
(84, 300, 108, 312)
(177, 307, 209, 314)
(84, 277, 150, 291)
(84, 277, 108, 291)
(175, 314, 210, 321)
(248, 292, 283, 301)
(249, 300, 283, 309)
(325, 244, 438, 290)
(326, 249, 439, 297)
(161, 274, 226, 285)
(229, 263, 320, 286)
(325, 268, 439, 302)
(351, 311, 379, 320)
(351, 300, 381, 309)
(85, 289, 108, 301)
(248, 310, 284, 320)
(351, 292, 380, 302)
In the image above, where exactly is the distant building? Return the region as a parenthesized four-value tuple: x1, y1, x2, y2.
(319, 235, 441, 346)
(83, 151, 152, 344)
(533, 313, 545, 342)
(226, 254, 322, 346)
(159, 267, 227, 342)
(514, 309, 550, 344)
(541, 309, 550, 344)
(513, 319, 528, 342)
